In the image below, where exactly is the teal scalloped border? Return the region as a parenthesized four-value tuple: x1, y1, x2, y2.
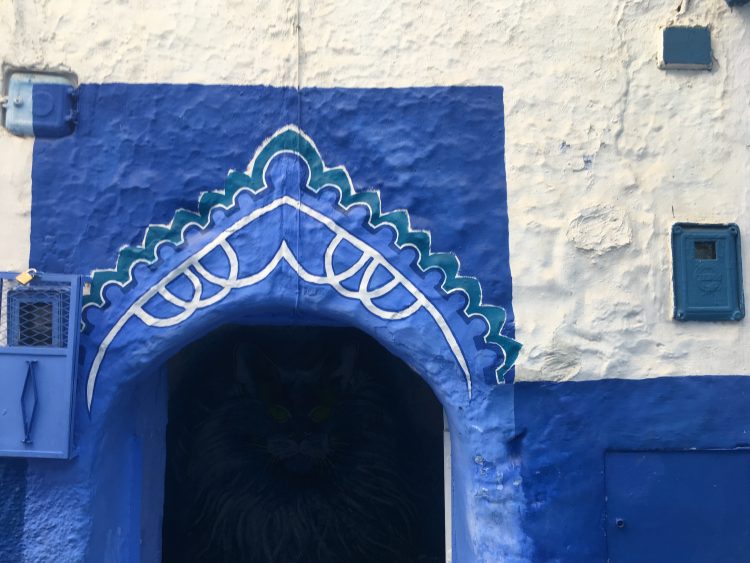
(84, 126, 521, 382)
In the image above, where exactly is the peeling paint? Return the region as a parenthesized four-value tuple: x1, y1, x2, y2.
(567, 205, 633, 255)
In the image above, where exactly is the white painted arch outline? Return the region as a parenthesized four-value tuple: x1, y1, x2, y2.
(86, 195, 471, 410)
(83, 125, 522, 412)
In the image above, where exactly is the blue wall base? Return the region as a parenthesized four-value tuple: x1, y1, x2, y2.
(515, 376, 750, 562)
(5, 376, 750, 562)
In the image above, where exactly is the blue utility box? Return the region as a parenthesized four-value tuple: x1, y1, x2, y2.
(662, 26, 712, 70)
(0, 272, 83, 459)
(2, 71, 77, 138)
(672, 223, 744, 321)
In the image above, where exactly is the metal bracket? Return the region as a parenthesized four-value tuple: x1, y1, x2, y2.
(20, 360, 38, 444)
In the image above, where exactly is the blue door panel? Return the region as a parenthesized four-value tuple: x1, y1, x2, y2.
(606, 450, 750, 563)
(0, 353, 72, 457)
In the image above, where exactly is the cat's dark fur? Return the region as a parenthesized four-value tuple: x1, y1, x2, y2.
(163, 329, 419, 563)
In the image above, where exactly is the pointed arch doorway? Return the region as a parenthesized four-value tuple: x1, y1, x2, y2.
(161, 323, 447, 562)
(78, 127, 522, 562)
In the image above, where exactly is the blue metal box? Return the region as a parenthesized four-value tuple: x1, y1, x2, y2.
(662, 26, 712, 70)
(3, 72, 77, 138)
(605, 450, 750, 563)
(0, 272, 83, 459)
(672, 223, 744, 321)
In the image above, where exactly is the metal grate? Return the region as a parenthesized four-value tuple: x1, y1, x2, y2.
(0, 278, 70, 348)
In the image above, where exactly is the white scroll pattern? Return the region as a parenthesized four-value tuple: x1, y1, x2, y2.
(86, 196, 471, 409)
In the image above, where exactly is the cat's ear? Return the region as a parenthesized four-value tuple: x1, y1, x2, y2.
(234, 344, 281, 398)
(233, 346, 256, 395)
(330, 344, 358, 388)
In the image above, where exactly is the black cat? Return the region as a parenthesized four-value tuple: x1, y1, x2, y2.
(163, 328, 419, 563)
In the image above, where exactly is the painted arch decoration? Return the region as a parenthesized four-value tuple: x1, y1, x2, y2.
(82, 126, 521, 412)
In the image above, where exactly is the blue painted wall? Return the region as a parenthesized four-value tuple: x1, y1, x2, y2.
(4, 83, 748, 561)
(30, 85, 514, 335)
(514, 376, 750, 562)
(0, 459, 26, 561)
(6, 372, 750, 562)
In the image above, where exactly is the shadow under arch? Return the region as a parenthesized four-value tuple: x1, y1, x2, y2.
(69, 126, 527, 562)
(161, 323, 447, 562)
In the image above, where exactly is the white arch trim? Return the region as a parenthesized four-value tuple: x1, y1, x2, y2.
(86, 195, 470, 410)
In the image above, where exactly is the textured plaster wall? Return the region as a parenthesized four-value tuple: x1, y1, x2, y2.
(1, 0, 750, 381)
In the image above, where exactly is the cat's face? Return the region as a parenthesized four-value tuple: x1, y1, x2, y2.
(165, 328, 425, 563)
(234, 344, 365, 481)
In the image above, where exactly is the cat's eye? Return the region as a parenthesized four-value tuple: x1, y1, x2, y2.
(309, 405, 332, 423)
(268, 405, 291, 423)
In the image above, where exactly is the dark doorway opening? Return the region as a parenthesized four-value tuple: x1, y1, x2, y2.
(162, 325, 446, 563)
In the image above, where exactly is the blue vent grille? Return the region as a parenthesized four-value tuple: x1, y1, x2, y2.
(0, 279, 70, 348)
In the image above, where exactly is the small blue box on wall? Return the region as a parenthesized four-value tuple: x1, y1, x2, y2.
(672, 223, 744, 321)
(2, 71, 77, 138)
(662, 26, 712, 70)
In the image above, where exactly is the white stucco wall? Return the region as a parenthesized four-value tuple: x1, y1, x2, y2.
(1, 0, 749, 380)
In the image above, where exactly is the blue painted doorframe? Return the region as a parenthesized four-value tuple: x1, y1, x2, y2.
(71, 126, 523, 562)
(15, 84, 526, 563)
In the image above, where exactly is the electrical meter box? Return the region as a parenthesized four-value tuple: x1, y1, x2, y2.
(672, 223, 744, 321)
(2, 71, 77, 138)
(0, 272, 83, 459)
(661, 26, 712, 70)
